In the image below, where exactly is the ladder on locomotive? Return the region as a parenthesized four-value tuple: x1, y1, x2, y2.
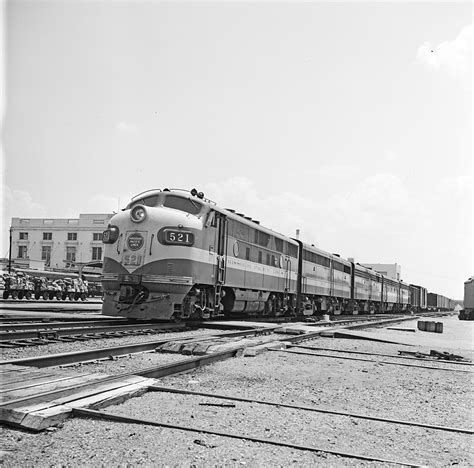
(214, 213, 227, 314)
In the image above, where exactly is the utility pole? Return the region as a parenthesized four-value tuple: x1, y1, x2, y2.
(8, 227, 12, 274)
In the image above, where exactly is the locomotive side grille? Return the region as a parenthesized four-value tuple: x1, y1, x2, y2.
(101, 272, 192, 285)
(142, 274, 193, 285)
(101, 273, 120, 281)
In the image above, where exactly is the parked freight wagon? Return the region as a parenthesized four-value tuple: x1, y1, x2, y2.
(459, 277, 474, 320)
(427, 292, 452, 311)
(409, 284, 428, 311)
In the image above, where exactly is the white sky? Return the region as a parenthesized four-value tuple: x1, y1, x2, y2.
(1, 1, 472, 299)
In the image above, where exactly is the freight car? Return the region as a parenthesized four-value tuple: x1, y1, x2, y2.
(101, 188, 441, 321)
(459, 277, 474, 320)
(427, 292, 453, 311)
(409, 284, 428, 312)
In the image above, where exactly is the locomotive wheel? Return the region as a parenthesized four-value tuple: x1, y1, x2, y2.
(56, 292, 62, 300)
(61, 292, 67, 301)
(42, 292, 49, 300)
(25, 291, 32, 300)
(12, 291, 18, 299)
(171, 313, 182, 323)
(74, 293, 80, 301)
(68, 292, 74, 301)
(35, 292, 41, 300)
(81, 293, 87, 301)
(2, 290, 9, 299)
(18, 291, 24, 300)
(48, 292, 55, 300)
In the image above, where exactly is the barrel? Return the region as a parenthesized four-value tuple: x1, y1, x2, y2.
(417, 321, 427, 331)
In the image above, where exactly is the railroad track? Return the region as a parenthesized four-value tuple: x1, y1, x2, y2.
(0, 315, 429, 367)
(0, 327, 278, 367)
(0, 311, 450, 348)
(1, 311, 467, 467)
(0, 321, 196, 348)
(0, 313, 401, 348)
(3, 320, 471, 466)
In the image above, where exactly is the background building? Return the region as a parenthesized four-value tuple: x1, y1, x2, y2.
(361, 263, 401, 281)
(9, 214, 113, 270)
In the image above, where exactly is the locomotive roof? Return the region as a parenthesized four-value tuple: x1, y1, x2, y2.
(300, 242, 351, 265)
(129, 188, 298, 245)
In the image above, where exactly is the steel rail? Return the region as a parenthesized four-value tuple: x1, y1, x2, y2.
(274, 349, 473, 373)
(0, 315, 113, 323)
(0, 327, 277, 368)
(0, 315, 453, 368)
(0, 322, 191, 341)
(290, 345, 473, 366)
(0, 320, 129, 331)
(148, 385, 474, 435)
(72, 407, 424, 467)
(0, 305, 102, 312)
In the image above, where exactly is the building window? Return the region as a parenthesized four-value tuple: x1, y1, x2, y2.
(42, 246, 51, 265)
(67, 232, 78, 241)
(66, 247, 76, 262)
(43, 232, 53, 240)
(68, 219, 79, 225)
(43, 219, 53, 225)
(258, 251, 262, 264)
(18, 246, 28, 258)
(19, 232, 28, 240)
(92, 246, 102, 261)
(93, 219, 104, 225)
(93, 232, 103, 241)
(245, 247, 250, 260)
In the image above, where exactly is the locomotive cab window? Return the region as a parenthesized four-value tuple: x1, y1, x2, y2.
(131, 195, 159, 208)
(163, 195, 202, 215)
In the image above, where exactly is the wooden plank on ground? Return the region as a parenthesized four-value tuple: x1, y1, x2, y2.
(0, 370, 74, 387)
(3, 377, 155, 431)
(0, 373, 121, 409)
(18, 405, 72, 431)
(74, 379, 154, 410)
(0, 364, 31, 373)
(1, 373, 108, 403)
(3, 375, 151, 414)
(1, 373, 90, 393)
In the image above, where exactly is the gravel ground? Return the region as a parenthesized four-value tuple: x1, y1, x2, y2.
(1, 332, 473, 467)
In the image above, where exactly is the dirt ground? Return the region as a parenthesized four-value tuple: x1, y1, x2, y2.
(1, 332, 473, 467)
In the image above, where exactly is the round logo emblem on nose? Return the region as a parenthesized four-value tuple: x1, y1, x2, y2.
(127, 233, 144, 251)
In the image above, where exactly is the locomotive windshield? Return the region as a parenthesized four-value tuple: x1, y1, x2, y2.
(163, 195, 202, 215)
(129, 195, 159, 208)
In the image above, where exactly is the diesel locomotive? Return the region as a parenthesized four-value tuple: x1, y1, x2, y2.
(101, 188, 451, 320)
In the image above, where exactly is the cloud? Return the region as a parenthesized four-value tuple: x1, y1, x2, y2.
(116, 121, 139, 135)
(203, 174, 421, 259)
(3, 187, 47, 221)
(416, 24, 472, 78)
(1, 187, 48, 256)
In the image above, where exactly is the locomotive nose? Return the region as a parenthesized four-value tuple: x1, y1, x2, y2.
(130, 205, 147, 223)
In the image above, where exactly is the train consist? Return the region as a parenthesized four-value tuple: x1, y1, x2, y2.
(101, 188, 455, 320)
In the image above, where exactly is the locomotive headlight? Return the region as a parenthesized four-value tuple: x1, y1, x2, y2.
(131, 205, 147, 223)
